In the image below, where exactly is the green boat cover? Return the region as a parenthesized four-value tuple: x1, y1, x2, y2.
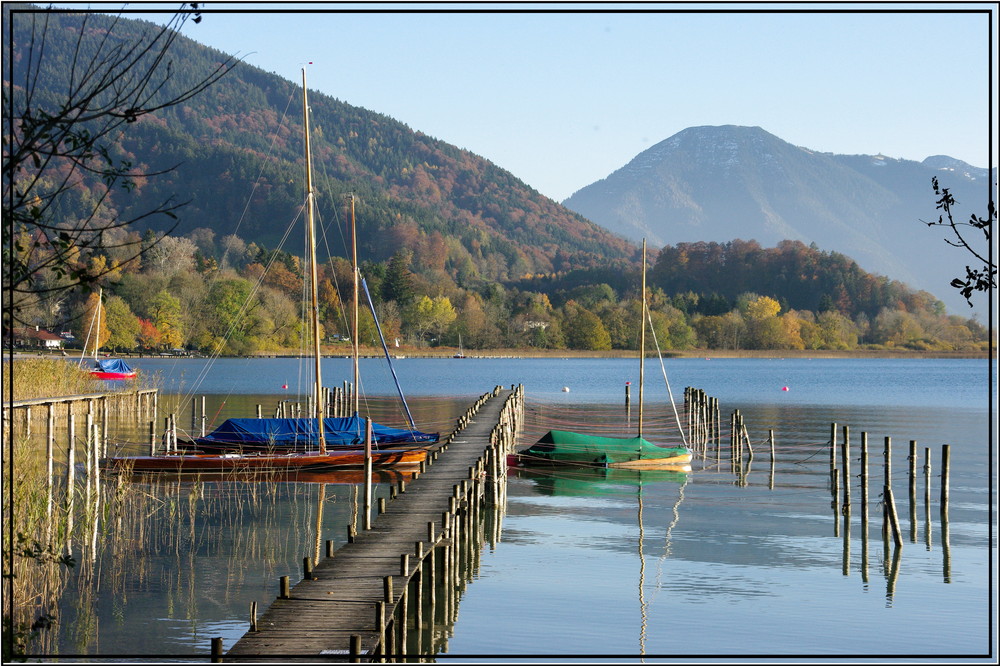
(522, 429, 690, 466)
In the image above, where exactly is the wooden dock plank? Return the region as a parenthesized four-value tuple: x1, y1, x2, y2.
(225, 388, 514, 660)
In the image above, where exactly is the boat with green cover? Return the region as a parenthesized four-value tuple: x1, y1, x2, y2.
(513, 430, 692, 468)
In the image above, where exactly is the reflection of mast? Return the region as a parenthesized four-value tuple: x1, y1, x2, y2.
(638, 485, 648, 658)
(652, 477, 688, 599)
(314, 483, 325, 563)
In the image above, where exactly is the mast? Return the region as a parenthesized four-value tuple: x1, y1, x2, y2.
(94, 287, 103, 361)
(638, 239, 646, 438)
(302, 68, 326, 453)
(349, 193, 360, 417)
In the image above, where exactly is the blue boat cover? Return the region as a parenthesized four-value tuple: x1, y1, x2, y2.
(195, 416, 438, 449)
(95, 358, 134, 374)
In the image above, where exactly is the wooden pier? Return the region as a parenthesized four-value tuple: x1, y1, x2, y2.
(224, 385, 524, 662)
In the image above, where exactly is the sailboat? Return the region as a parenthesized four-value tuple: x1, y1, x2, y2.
(82, 287, 137, 380)
(453, 333, 466, 359)
(105, 69, 432, 473)
(511, 240, 692, 469)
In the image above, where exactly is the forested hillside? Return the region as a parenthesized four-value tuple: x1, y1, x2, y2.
(5, 6, 989, 354)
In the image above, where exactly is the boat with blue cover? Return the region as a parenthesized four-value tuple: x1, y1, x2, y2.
(178, 416, 438, 453)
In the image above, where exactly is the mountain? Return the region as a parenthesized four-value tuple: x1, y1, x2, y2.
(6, 5, 638, 286)
(562, 126, 994, 313)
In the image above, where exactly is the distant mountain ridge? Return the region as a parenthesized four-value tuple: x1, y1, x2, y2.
(562, 125, 994, 313)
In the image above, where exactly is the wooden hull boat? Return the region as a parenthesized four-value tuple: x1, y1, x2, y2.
(119, 467, 417, 484)
(103, 448, 427, 473)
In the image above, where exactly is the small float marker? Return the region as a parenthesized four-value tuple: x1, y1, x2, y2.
(282, 384, 288, 389)
(781, 386, 790, 392)
(562, 386, 570, 392)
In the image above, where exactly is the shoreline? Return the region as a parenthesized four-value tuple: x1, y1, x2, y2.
(9, 348, 991, 361)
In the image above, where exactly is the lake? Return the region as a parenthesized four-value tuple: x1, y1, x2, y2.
(18, 357, 995, 660)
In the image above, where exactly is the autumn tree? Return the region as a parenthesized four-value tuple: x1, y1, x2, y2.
(3, 5, 235, 326)
(103, 295, 140, 350)
(563, 302, 611, 351)
(147, 290, 183, 348)
(137, 318, 162, 350)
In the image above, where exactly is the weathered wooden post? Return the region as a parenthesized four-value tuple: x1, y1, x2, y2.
(65, 411, 76, 551)
(883, 436, 892, 541)
(46, 403, 55, 542)
(924, 446, 933, 550)
(211, 637, 223, 663)
(908, 440, 918, 542)
(350, 635, 362, 663)
(860, 432, 869, 526)
(841, 425, 851, 515)
(830, 422, 838, 469)
(940, 444, 951, 508)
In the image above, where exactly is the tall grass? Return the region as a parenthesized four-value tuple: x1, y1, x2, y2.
(7, 358, 104, 401)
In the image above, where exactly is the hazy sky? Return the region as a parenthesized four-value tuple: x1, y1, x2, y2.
(56, 3, 1000, 202)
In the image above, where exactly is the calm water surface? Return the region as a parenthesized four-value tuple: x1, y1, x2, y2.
(31, 358, 995, 660)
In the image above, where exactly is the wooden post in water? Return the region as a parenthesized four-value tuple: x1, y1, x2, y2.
(46, 403, 55, 544)
(940, 444, 951, 508)
(85, 410, 94, 507)
(924, 446, 932, 550)
(256, 404, 262, 419)
(860, 432, 869, 527)
(66, 411, 76, 551)
(841, 425, 851, 515)
(908, 440, 918, 542)
(883, 436, 892, 541)
(101, 397, 109, 458)
(830, 422, 838, 469)
(885, 484, 904, 548)
(200, 396, 207, 437)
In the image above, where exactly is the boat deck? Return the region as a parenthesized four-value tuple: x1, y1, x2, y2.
(225, 387, 514, 661)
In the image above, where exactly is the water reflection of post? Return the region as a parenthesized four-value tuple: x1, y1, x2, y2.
(860, 432, 869, 585)
(885, 545, 902, 606)
(940, 445, 951, 583)
(841, 511, 850, 577)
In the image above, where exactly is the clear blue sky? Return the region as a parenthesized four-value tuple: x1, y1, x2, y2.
(68, 3, 1000, 202)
